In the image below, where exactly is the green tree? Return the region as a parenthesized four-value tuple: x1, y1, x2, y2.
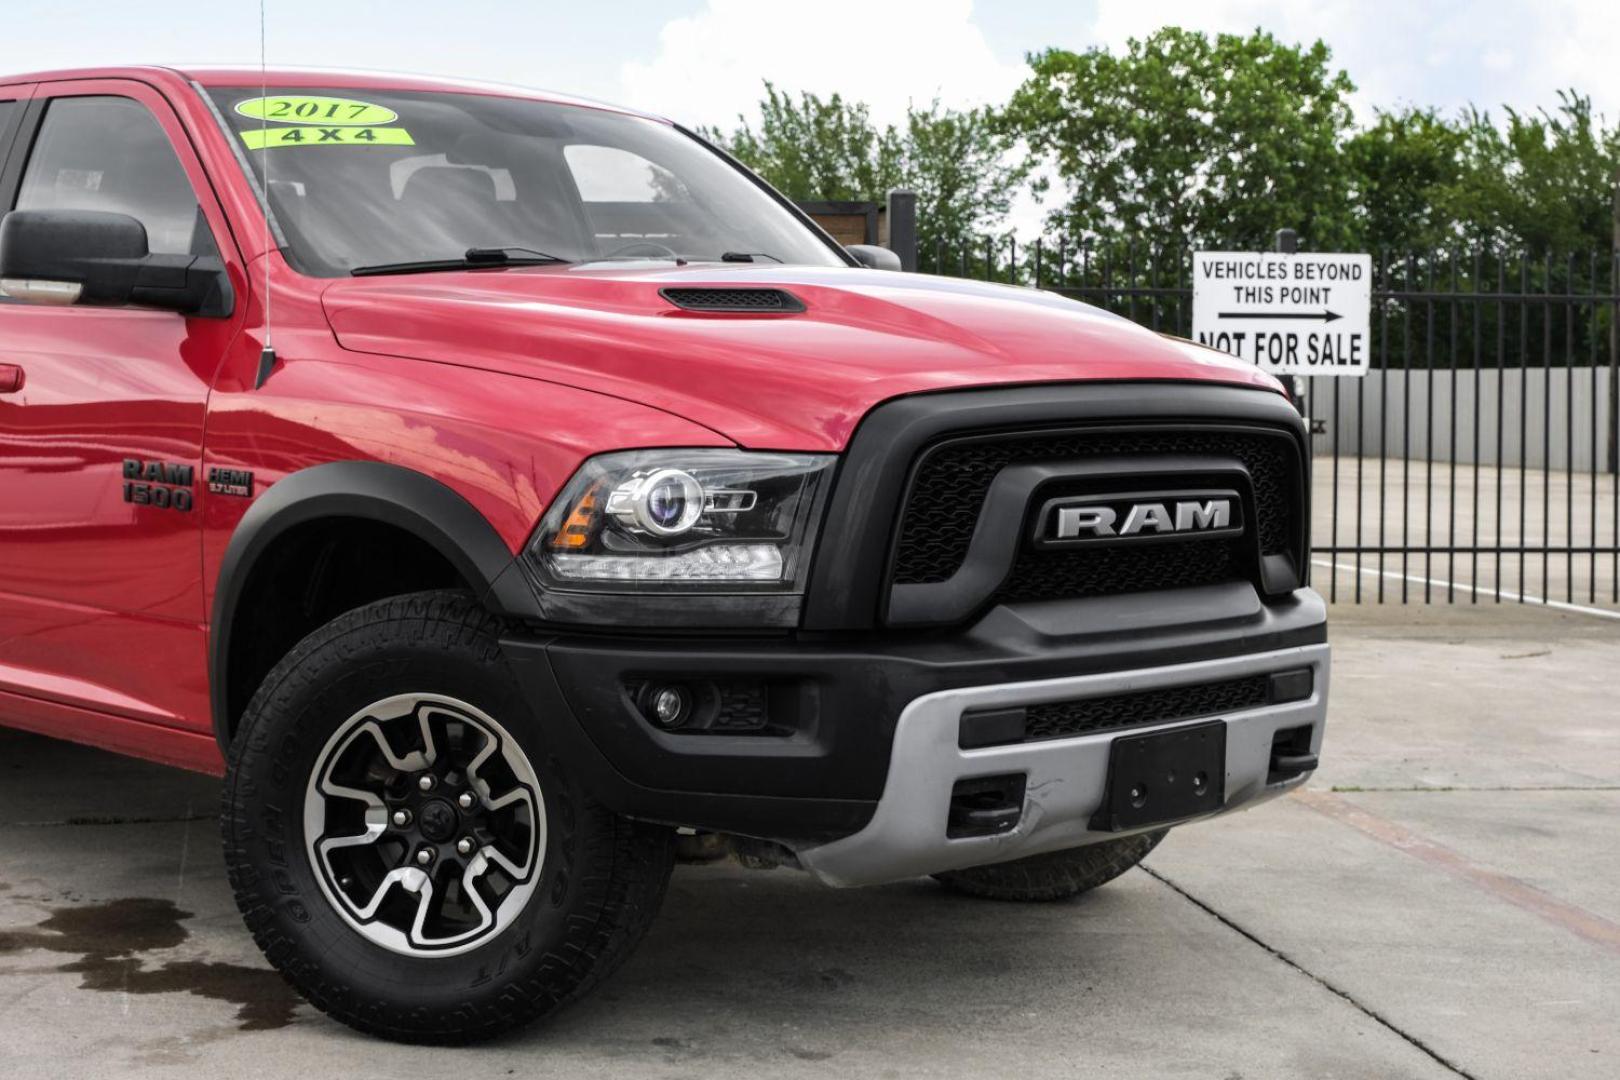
(1343, 107, 1468, 253)
(899, 101, 1022, 256)
(1441, 92, 1620, 254)
(703, 85, 1022, 254)
(702, 83, 903, 204)
(708, 41, 1620, 263)
(1001, 29, 1358, 249)
(1344, 94, 1620, 256)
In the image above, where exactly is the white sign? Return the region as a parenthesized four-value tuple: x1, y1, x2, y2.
(1192, 251, 1371, 377)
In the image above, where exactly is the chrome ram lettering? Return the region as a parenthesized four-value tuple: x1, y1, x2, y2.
(1040, 492, 1241, 545)
(1175, 499, 1231, 532)
(1055, 505, 1117, 538)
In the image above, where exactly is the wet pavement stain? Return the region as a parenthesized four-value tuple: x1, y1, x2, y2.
(0, 897, 301, 1030)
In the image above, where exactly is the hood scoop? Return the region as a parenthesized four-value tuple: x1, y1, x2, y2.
(659, 286, 806, 314)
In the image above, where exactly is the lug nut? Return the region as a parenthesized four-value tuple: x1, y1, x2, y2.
(457, 837, 475, 856)
(457, 791, 476, 810)
(415, 847, 435, 866)
(417, 774, 436, 792)
(392, 809, 412, 828)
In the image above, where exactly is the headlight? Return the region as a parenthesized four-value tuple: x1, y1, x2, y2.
(528, 449, 835, 593)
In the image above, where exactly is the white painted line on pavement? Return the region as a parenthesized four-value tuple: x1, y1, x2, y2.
(1311, 558, 1620, 623)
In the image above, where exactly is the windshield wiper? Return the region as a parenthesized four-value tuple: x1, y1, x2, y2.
(466, 246, 569, 265)
(720, 251, 783, 264)
(351, 246, 569, 277)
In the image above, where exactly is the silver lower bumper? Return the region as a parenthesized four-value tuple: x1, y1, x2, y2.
(797, 643, 1331, 888)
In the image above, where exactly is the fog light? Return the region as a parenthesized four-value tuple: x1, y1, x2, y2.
(648, 684, 691, 729)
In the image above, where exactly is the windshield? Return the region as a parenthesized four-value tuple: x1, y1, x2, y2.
(205, 87, 845, 276)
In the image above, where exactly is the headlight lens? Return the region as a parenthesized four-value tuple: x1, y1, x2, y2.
(529, 449, 835, 591)
(606, 468, 706, 537)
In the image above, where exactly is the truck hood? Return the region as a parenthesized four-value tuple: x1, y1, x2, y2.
(322, 264, 1281, 450)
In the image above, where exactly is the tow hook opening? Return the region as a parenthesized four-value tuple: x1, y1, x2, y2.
(1268, 724, 1319, 783)
(947, 773, 1027, 838)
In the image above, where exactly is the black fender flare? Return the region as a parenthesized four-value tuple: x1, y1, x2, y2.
(207, 460, 540, 755)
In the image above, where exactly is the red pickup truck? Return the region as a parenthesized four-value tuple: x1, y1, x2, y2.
(0, 67, 1328, 1043)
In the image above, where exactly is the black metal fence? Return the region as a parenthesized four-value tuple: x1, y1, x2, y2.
(919, 237, 1620, 607)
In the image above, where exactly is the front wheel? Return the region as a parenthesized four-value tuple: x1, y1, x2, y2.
(222, 591, 674, 1044)
(932, 830, 1167, 902)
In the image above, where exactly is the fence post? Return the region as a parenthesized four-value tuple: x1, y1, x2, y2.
(1611, 246, 1618, 474)
(1610, 168, 1619, 473)
(1274, 229, 1306, 416)
(887, 189, 917, 272)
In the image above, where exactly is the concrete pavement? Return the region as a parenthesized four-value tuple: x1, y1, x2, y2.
(2, 602, 1616, 1078)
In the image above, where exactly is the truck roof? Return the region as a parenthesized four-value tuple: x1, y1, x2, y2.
(0, 65, 663, 122)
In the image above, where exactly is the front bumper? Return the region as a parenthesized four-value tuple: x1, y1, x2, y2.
(500, 583, 1329, 868)
(797, 642, 1329, 887)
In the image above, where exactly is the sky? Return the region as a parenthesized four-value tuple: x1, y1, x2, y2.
(3, 0, 1615, 128)
(3, 0, 1616, 233)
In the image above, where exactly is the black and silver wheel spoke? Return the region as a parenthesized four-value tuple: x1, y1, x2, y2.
(304, 693, 546, 957)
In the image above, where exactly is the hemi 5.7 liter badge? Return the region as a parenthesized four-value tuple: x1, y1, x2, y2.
(1033, 489, 1244, 548)
(207, 467, 254, 498)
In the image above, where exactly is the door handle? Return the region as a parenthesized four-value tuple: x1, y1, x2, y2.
(0, 364, 24, 394)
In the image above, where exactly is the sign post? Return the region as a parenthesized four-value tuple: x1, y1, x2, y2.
(1192, 251, 1371, 377)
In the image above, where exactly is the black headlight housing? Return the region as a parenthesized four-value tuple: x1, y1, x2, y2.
(520, 449, 836, 629)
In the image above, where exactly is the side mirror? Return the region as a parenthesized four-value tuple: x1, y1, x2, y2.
(0, 209, 231, 317)
(845, 244, 903, 272)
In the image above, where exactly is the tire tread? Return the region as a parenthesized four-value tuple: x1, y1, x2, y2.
(221, 590, 673, 1044)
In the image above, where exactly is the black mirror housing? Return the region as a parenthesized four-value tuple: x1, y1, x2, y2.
(0, 209, 232, 317)
(845, 244, 903, 272)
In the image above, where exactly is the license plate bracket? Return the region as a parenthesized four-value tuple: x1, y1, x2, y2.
(1089, 720, 1227, 832)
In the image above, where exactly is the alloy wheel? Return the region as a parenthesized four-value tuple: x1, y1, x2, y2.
(303, 693, 545, 957)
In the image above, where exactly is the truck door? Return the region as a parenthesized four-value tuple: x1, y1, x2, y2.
(0, 79, 243, 737)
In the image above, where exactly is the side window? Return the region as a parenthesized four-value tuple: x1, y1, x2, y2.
(0, 100, 21, 303)
(0, 99, 17, 184)
(15, 96, 215, 256)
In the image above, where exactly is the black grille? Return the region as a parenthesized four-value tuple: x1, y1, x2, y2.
(1022, 674, 1270, 742)
(890, 427, 1299, 602)
(660, 287, 805, 312)
(999, 538, 1239, 603)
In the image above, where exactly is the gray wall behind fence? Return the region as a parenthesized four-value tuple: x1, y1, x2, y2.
(1303, 367, 1616, 471)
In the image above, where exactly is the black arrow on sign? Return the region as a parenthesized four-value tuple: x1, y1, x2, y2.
(1218, 310, 1342, 323)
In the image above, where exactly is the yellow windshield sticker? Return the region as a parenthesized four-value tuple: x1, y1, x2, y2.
(235, 96, 399, 126)
(240, 126, 415, 150)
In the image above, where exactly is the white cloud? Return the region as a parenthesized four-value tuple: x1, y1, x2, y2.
(618, 0, 1025, 130)
(1089, 0, 1432, 120)
(1519, 0, 1620, 118)
(1085, 0, 1620, 121)
(611, 0, 1620, 241)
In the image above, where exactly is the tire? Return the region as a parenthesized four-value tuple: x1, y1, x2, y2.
(932, 830, 1167, 902)
(222, 590, 675, 1044)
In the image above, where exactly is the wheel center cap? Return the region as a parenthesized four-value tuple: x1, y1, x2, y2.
(418, 798, 459, 842)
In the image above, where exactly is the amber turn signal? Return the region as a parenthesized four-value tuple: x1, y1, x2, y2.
(549, 479, 604, 550)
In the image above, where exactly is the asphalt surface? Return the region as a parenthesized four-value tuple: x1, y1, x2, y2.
(1, 601, 1616, 1079)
